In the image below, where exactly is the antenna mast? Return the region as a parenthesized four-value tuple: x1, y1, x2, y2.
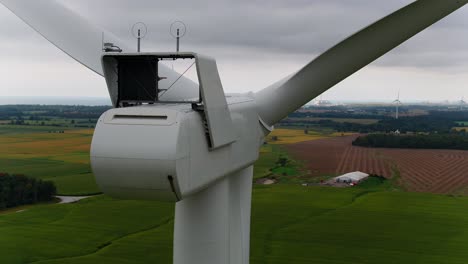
(171, 21, 187, 53)
(132, 22, 147, 53)
(176, 28, 180, 52)
(138, 29, 141, 52)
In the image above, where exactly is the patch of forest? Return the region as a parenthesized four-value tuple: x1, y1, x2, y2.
(2, 105, 467, 134)
(0, 105, 111, 120)
(0, 173, 57, 209)
(0, 105, 112, 128)
(283, 111, 468, 134)
(352, 133, 468, 150)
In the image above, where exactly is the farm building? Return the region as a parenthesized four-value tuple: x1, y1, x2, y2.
(334, 171, 369, 184)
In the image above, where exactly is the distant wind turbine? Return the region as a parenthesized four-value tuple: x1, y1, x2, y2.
(393, 91, 402, 119)
(459, 97, 466, 110)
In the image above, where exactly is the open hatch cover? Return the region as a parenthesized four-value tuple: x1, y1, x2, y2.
(101, 52, 236, 150)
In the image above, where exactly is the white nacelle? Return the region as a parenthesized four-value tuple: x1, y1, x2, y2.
(91, 96, 263, 202)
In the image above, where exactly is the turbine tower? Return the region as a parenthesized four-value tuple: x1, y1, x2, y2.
(1, 1, 467, 263)
(393, 91, 402, 119)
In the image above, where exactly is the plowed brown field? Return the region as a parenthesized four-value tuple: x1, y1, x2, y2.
(286, 135, 468, 194)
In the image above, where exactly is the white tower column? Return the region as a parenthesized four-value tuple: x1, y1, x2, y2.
(174, 166, 253, 264)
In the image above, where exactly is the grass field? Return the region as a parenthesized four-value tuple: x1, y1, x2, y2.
(0, 196, 174, 264)
(254, 144, 302, 181)
(254, 144, 281, 179)
(456, 121, 468, 126)
(1, 185, 468, 263)
(0, 126, 99, 195)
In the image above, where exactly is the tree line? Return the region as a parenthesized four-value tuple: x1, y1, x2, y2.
(352, 134, 468, 150)
(0, 105, 111, 120)
(0, 173, 57, 209)
(289, 111, 389, 120)
(283, 111, 467, 134)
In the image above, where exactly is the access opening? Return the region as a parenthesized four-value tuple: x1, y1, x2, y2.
(102, 53, 200, 108)
(101, 52, 236, 149)
(117, 56, 158, 106)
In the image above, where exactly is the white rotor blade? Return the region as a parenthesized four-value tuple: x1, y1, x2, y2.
(255, 0, 467, 126)
(0, 0, 200, 101)
(0, 0, 129, 75)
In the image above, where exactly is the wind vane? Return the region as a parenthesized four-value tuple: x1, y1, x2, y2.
(101, 32, 122, 53)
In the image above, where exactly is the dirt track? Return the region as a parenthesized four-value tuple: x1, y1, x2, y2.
(56, 196, 94, 204)
(286, 135, 468, 194)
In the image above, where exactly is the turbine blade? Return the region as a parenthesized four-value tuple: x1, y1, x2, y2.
(255, 0, 467, 126)
(0, 0, 128, 75)
(0, 0, 200, 101)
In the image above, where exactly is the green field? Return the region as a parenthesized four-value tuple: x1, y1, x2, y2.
(1, 185, 468, 263)
(254, 144, 303, 182)
(0, 125, 99, 195)
(457, 121, 468, 126)
(0, 196, 174, 264)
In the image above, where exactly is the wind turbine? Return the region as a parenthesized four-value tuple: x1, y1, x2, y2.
(460, 97, 467, 110)
(393, 90, 402, 119)
(1, 1, 467, 264)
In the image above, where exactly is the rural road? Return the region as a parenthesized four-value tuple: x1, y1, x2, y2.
(55, 196, 93, 204)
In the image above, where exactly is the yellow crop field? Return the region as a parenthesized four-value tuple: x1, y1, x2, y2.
(0, 126, 349, 194)
(2, 135, 91, 157)
(0, 128, 99, 195)
(453, 127, 468, 132)
(265, 128, 353, 145)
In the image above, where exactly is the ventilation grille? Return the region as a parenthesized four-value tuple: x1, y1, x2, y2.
(113, 115, 168, 120)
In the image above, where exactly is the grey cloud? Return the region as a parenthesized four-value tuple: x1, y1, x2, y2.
(0, 0, 467, 100)
(1, 0, 467, 70)
(58, 0, 468, 69)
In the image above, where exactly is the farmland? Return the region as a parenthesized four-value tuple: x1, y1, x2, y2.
(2, 185, 468, 263)
(255, 128, 350, 181)
(287, 135, 468, 194)
(2, 104, 468, 263)
(0, 125, 99, 195)
(266, 128, 339, 145)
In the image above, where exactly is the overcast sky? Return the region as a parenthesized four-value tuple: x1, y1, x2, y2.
(0, 0, 467, 102)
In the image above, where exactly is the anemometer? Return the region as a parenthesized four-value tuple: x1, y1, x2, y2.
(128, 21, 187, 53)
